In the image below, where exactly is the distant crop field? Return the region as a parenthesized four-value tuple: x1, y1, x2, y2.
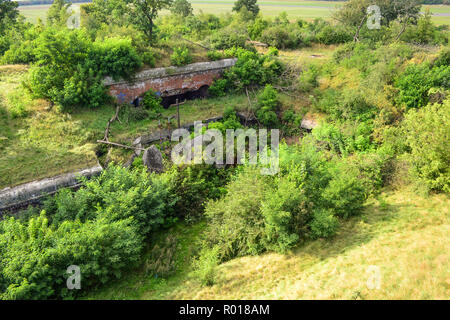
(18, 1, 450, 25)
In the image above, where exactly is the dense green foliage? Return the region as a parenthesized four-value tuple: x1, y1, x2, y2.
(232, 0, 260, 18)
(0, 165, 178, 299)
(209, 47, 284, 96)
(0, 0, 449, 299)
(0, 0, 19, 35)
(170, 0, 193, 18)
(394, 62, 449, 109)
(170, 46, 193, 66)
(201, 140, 378, 262)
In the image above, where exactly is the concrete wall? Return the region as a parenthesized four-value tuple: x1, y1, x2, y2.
(0, 165, 103, 214)
(104, 58, 237, 104)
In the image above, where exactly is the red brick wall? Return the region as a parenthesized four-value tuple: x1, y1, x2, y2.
(107, 69, 223, 103)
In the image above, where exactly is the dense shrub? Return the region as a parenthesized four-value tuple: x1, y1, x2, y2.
(394, 63, 450, 109)
(207, 50, 224, 61)
(0, 212, 143, 300)
(170, 164, 232, 221)
(321, 162, 368, 219)
(92, 37, 143, 80)
(248, 17, 269, 40)
(203, 167, 271, 261)
(0, 21, 39, 64)
(401, 99, 450, 193)
(202, 141, 372, 262)
(298, 64, 320, 92)
(192, 246, 220, 286)
(315, 24, 353, 45)
(170, 46, 192, 66)
(309, 209, 339, 239)
(255, 84, 280, 128)
(208, 78, 228, 97)
(260, 25, 303, 49)
(312, 122, 347, 155)
(400, 11, 448, 45)
(316, 89, 376, 121)
(0, 165, 179, 299)
(47, 165, 177, 234)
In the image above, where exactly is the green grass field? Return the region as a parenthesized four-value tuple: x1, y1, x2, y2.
(18, 1, 450, 24)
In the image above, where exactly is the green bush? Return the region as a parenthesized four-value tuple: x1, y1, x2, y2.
(142, 89, 163, 112)
(93, 37, 143, 80)
(220, 48, 284, 91)
(170, 164, 231, 221)
(6, 88, 30, 118)
(260, 165, 310, 252)
(0, 165, 180, 299)
(0, 212, 143, 300)
(208, 78, 229, 97)
(400, 11, 448, 45)
(434, 47, 450, 68)
(322, 163, 367, 219)
(202, 141, 374, 262)
(47, 165, 178, 235)
(315, 24, 353, 45)
(316, 89, 376, 121)
(248, 17, 269, 40)
(298, 64, 320, 92)
(255, 84, 280, 128)
(395, 63, 450, 110)
(193, 246, 220, 286)
(260, 25, 303, 49)
(207, 50, 224, 61)
(209, 29, 247, 50)
(312, 122, 347, 155)
(204, 167, 271, 261)
(28, 28, 142, 110)
(141, 50, 156, 67)
(401, 99, 450, 193)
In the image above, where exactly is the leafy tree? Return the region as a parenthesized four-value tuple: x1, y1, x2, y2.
(170, 0, 193, 17)
(46, 0, 73, 27)
(232, 0, 260, 18)
(0, 0, 19, 34)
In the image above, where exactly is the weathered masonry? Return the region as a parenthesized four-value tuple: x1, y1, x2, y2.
(103, 58, 237, 106)
(0, 165, 103, 214)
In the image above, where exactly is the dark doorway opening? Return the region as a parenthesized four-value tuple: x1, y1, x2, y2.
(161, 85, 210, 108)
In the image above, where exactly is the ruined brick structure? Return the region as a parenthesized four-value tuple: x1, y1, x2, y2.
(103, 58, 237, 105)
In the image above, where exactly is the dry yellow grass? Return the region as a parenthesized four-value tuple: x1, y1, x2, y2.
(135, 189, 449, 300)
